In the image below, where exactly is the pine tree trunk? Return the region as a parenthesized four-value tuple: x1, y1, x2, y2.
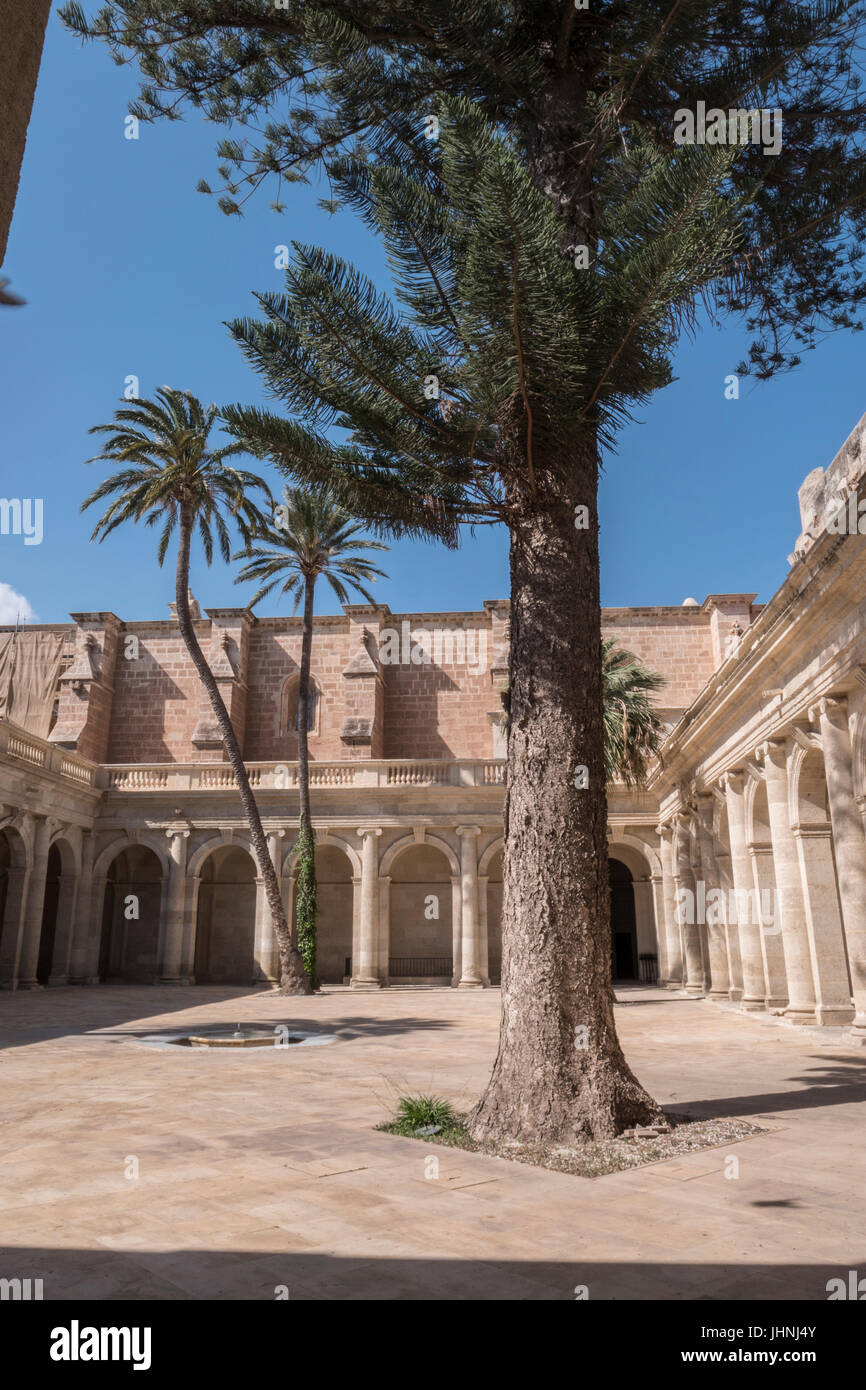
(174, 505, 310, 995)
(467, 440, 661, 1142)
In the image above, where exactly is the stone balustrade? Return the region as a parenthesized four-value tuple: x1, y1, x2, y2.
(101, 758, 507, 792)
(0, 720, 96, 786)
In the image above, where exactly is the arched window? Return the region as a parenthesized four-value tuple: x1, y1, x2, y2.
(280, 673, 320, 735)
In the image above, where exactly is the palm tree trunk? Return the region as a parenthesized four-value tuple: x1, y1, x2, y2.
(297, 577, 315, 835)
(467, 438, 660, 1142)
(175, 504, 310, 995)
(294, 575, 318, 987)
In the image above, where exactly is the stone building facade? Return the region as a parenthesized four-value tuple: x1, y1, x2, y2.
(2, 413, 866, 1044)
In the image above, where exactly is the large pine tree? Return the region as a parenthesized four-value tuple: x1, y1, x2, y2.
(62, 1, 866, 1140)
(222, 104, 743, 1140)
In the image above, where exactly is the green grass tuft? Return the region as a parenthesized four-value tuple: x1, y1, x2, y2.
(388, 1094, 459, 1136)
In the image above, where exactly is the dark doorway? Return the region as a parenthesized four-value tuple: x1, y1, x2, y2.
(99, 846, 163, 982)
(37, 843, 62, 985)
(609, 857, 638, 980)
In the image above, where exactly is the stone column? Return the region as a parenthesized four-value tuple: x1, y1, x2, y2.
(450, 876, 462, 985)
(252, 830, 283, 984)
(748, 842, 788, 1010)
(349, 874, 361, 981)
(674, 814, 704, 995)
(159, 830, 190, 984)
(457, 825, 483, 987)
(16, 817, 52, 989)
(722, 770, 766, 1011)
(649, 872, 669, 984)
(813, 697, 866, 1040)
(477, 874, 491, 986)
(756, 741, 816, 1024)
(655, 823, 683, 987)
(715, 850, 743, 1002)
(695, 796, 730, 1000)
(793, 821, 853, 1025)
(351, 828, 382, 988)
(377, 874, 391, 985)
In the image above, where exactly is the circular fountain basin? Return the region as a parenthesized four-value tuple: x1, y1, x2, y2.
(187, 1029, 299, 1048)
(133, 1026, 338, 1051)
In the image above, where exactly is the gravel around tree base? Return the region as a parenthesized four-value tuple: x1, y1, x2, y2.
(378, 1113, 766, 1177)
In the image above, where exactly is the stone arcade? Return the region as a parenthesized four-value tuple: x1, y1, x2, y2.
(3, 414, 866, 1045)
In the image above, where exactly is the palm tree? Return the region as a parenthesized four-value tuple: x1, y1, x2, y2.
(81, 386, 310, 995)
(502, 639, 664, 788)
(234, 485, 388, 987)
(600, 639, 664, 788)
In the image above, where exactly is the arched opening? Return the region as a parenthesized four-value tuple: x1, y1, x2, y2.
(389, 843, 453, 981)
(0, 827, 28, 987)
(609, 857, 638, 980)
(299, 843, 354, 983)
(99, 846, 163, 982)
(486, 848, 503, 985)
(36, 843, 62, 985)
(194, 845, 257, 984)
(280, 673, 320, 736)
(0, 832, 12, 960)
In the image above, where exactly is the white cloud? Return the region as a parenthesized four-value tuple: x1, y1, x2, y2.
(0, 583, 36, 625)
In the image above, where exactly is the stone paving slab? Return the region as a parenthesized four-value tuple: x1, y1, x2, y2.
(1, 983, 865, 1299)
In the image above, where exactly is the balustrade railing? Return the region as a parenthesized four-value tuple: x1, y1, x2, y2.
(0, 720, 96, 787)
(100, 757, 506, 792)
(0, 719, 505, 795)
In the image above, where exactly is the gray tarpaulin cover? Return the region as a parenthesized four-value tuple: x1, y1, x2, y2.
(0, 631, 64, 738)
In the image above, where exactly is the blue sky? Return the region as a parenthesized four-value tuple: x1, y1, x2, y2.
(2, 8, 864, 626)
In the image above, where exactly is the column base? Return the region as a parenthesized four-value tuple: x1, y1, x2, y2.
(815, 1003, 855, 1026)
(350, 977, 384, 990)
(764, 995, 788, 1010)
(158, 976, 192, 986)
(16, 980, 43, 990)
(783, 1005, 817, 1025)
(848, 1017, 866, 1045)
(684, 986, 705, 997)
(458, 978, 484, 989)
(740, 997, 766, 1012)
(707, 988, 729, 1001)
(727, 988, 744, 1004)
(48, 975, 69, 987)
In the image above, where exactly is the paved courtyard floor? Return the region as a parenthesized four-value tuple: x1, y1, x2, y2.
(1, 982, 865, 1300)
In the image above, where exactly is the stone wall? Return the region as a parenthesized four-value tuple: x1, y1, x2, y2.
(4, 593, 750, 766)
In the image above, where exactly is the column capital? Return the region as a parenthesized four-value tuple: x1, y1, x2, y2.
(356, 826, 383, 841)
(456, 824, 481, 838)
(808, 694, 849, 726)
(164, 827, 190, 840)
(719, 767, 746, 792)
(754, 738, 787, 768)
(654, 821, 673, 839)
